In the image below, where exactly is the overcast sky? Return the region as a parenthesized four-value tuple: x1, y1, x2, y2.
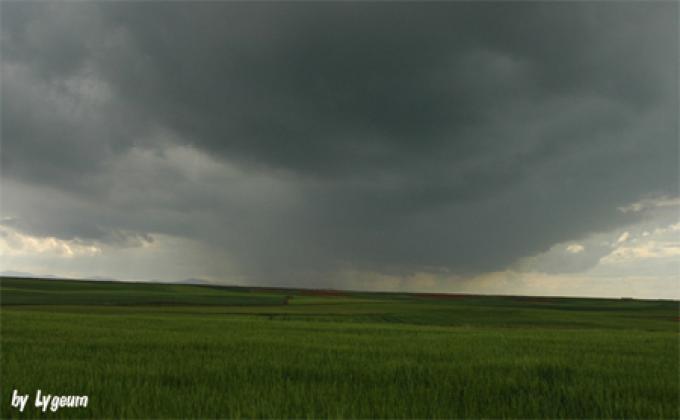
(1, 2, 678, 298)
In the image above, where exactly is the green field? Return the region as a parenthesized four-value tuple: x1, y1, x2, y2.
(1, 277, 678, 418)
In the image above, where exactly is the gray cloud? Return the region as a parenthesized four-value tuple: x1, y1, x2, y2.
(1, 2, 677, 285)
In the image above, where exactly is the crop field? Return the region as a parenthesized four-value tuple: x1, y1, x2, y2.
(0, 277, 678, 418)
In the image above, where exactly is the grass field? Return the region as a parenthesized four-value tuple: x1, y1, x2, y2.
(1, 277, 678, 418)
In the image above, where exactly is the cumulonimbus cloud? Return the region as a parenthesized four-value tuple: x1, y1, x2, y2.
(1, 2, 677, 284)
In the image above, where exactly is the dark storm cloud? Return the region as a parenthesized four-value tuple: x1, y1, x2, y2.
(1, 2, 677, 282)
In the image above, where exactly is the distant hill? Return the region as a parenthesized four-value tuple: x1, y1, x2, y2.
(0, 271, 60, 278)
(174, 278, 212, 285)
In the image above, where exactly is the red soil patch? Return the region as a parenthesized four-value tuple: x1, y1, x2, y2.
(414, 293, 469, 300)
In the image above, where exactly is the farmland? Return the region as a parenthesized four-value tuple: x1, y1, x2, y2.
(0, 277, 678, 418)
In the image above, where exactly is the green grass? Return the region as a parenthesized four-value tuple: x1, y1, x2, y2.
(1, 277, 678, 418)
(0, 278, 285, 306)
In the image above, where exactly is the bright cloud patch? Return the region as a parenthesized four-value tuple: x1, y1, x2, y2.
(615, 232, 630, 244)
(0, 225, 101, 258)
(566, 244, 585, 254)
(618, 196, 680, 213)
(600, 241, 680, 264)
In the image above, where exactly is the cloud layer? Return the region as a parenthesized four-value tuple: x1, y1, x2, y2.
(1, 2, 678, 290)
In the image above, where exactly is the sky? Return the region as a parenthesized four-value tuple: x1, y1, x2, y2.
(1, 2, 678, 299)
